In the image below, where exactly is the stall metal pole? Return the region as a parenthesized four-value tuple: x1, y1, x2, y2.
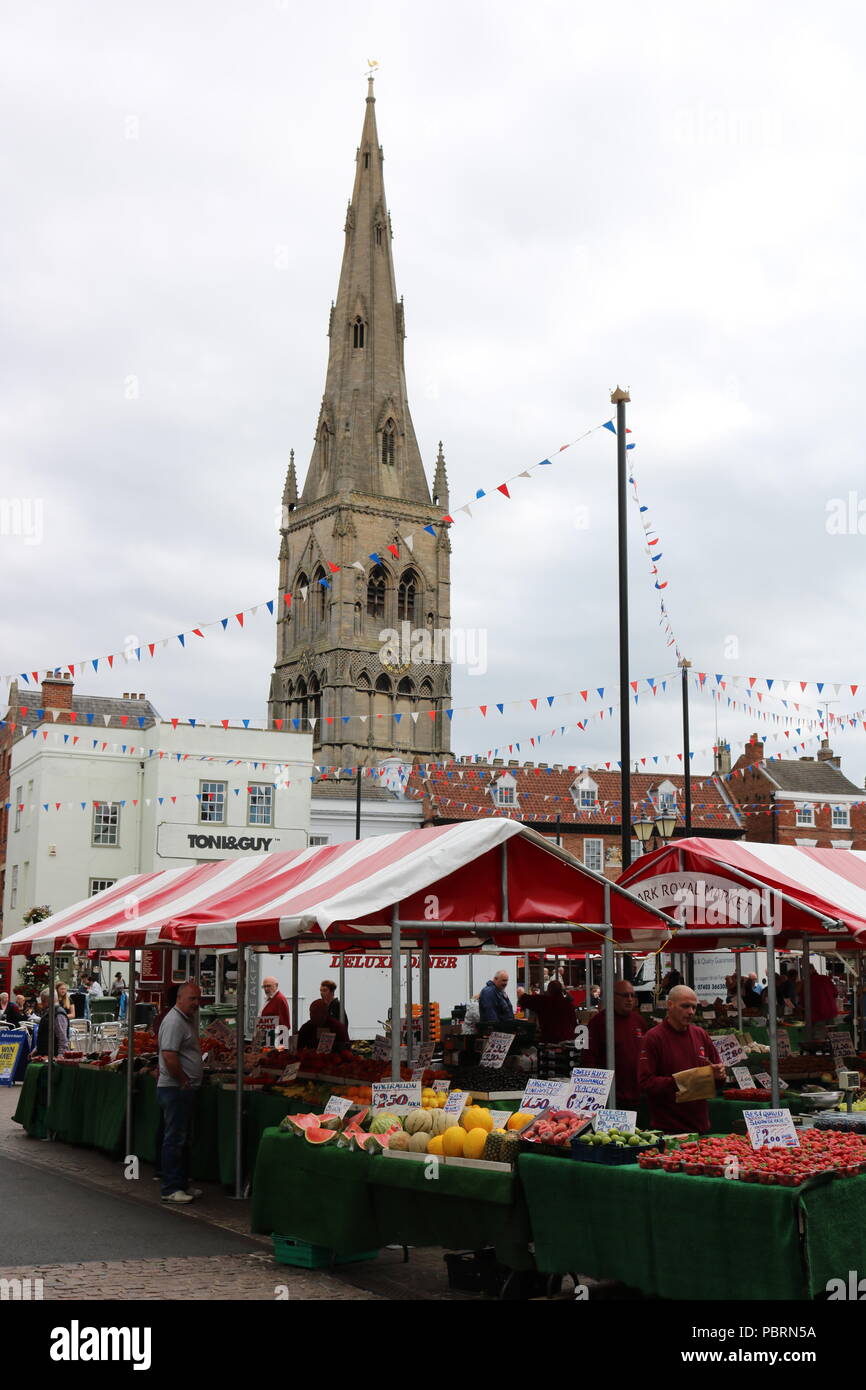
(46, 951, 56, 1128)
(390, 908, 401, 1082)
(500, 842, 510, 920)
(232, 946, 246, 1200)
(735, 952, 743, 1034)
(405, 948, 414, 1061)
(802, 937, 812, 1041)
(291, 941, 299, 1039)
(193, 948, 201, 1034)
(765, 931, 780, 1108)
(339, 952, 346, 1027)
(420, 937, 430, 1045)
(124, 949, 137, 1161)
(602, 885, 616, 1108)
(467, 953, 474, 1000)
(524, 953, 531, 993)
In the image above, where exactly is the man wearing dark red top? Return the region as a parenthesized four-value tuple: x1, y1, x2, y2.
(260, 976, 291, 1030)
(517, 980, 577, 1043)
(583, 980, 645, 1106)
(639, 986, 725, 1133)
(297, 997, 351, 1051)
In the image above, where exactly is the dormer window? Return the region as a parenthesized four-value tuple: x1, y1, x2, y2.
(353, 317, 365, 349)
(656, 780, 677, 814)
(382, 418, 396, 466)
(571, 775, 598, 810)
(492, 774, 517, 808)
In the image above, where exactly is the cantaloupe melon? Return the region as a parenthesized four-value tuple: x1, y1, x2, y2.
(408, 1131, 430, 1153)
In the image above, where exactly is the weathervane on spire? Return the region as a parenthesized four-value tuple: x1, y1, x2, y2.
(365, 58, 379, 80)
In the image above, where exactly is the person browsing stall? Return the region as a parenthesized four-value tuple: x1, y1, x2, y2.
(260, 976, 291, 1031)
(296, 997, 350, 1051)
(157, 981, 203, 1205)
(583, 979, 645, 1107)
(517, 979, 576, 1043)
(638, 985, 725, 1133)
(320, 979, 348, 1030)
(478, 971, 514, 1026)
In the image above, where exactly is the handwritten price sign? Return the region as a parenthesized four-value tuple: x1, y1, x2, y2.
(433, 1079, 450, 1093)
(316, 1032, 336, 1054)
(415, 1042, 435, 1069)
(443, 1089, 467, 1119)
(372, 1035, 390, 1061)
(562, 1068, 614, 1113)
(744, 1109, 799, 1150)
(324, 1096, 353, 1120)
(829, 1030, 854, 1059)
(732, 1066, 754, 1090)
(371, 1081, 422, 1112)
(593, 1108, 636, 1134)
(278, 1062, 300, 1084)
(755, 1071, 788, 1091)
(714, 1034, 747, 1068)
(480, 1032, 513, 1069)
(518, 1079, 569, 1112)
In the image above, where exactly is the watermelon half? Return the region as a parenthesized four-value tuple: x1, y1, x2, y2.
(283, 1113, 320, 1135)
(304, 1126, 339, 1145)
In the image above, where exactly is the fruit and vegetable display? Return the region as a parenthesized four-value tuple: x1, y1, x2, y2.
(638, 1129, 866, 1184)
(574, 1125, 665, 1151)
(721, 1088, 772, 1102)
(520, 1110, 588, 1149)
(277, 1098, 524, 1165)
(814, 1112, 866, 1133)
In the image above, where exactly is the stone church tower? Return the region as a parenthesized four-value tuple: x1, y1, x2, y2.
(268, 79, 452, 768)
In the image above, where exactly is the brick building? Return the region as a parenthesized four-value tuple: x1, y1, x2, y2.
(406, 755, 743, 879)
(729, 733, 866, 848)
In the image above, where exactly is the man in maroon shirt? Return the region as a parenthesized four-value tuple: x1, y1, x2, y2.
(517, 980, 577, 1043)
(583, 980, 644, 1106)
(638, 986, 725, 1133)
(260, 976, 291, 1031)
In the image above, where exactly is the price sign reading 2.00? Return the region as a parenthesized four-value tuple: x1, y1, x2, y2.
(371, 1082, 422, 1112)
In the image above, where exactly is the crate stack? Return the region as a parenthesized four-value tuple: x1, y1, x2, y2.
(411, 1001, 441, 1041)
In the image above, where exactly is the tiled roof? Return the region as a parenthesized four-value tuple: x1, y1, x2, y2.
(760, 759, 861, 796)
(311, 779, 399, 802)
(10, 692, 161, 736)
(406, 764, 741, 830)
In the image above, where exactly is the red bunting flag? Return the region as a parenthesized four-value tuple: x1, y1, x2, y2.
(480, 706, 487, 717)
(107, 655, 114, 668)
(221, 719, 229, 729)
(236, 613, 244, 627)
(497, 484, 510, 498)
(328, 561, 341, 573)
(149, 643, 156, 657)
(274, 719, 283, 730)
(193, 628, 204, 639)
(283, 594, 292, 607)
(386, 545, 400, 559)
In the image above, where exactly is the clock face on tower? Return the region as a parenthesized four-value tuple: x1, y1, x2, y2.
(382, 657, 412, 678)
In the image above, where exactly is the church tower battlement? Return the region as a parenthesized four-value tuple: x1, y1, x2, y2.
(268, 80, 452, 767)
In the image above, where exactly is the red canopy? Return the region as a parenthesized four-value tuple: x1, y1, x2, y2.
(1, 820, 678, 957)
(618, 837, 866, 946)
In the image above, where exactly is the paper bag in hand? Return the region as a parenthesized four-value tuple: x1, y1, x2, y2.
(672, 1064, 715, 1103)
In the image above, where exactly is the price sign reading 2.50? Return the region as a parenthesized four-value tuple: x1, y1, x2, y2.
(371, 1082, 422, 1112)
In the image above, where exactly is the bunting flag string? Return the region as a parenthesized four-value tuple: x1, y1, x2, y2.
(627, 444, 683, 661)
(5, 417, 615, 690)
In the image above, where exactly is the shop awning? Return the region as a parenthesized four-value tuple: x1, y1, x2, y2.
(617, 837, 866, 945)
(0, 820, 679, 957)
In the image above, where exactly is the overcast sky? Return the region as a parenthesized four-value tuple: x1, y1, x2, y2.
(3, 1, 866, 801)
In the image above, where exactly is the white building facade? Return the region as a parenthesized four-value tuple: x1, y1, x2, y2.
(3, 720, 313, 937)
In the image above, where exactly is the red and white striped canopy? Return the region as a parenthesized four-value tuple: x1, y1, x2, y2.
(0, 819, 676, 957)
(618, 837, 866, 946)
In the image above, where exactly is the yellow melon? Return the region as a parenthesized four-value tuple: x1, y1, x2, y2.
(460, 1105, 493, 1133)
(507, 1111, 533, 1132)
(462, 1127, 489, 1160)
(427, 1134, 444, 1155)
(442, 1125, 466, 1157)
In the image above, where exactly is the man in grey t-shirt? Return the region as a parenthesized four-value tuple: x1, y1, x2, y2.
(157, 981, 203, 1203)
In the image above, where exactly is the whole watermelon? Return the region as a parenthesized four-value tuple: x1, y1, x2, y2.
(370, 1112, 403, 1134)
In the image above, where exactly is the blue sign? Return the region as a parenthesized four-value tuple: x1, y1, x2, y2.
(0, 1030, 28, 1086)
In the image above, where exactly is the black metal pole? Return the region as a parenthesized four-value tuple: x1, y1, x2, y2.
(555, 813, 561, 847)
(355, 764, 361, 839)
(613, 386, 631, 870)
(681, 658, 692, 834)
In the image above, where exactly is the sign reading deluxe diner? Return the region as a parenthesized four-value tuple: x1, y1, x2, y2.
(156, 822, 294, 860)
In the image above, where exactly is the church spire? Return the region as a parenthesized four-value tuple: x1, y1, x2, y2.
(282, 448, 298, 509)
(300, 79, 431, 508)
(432, 441, 449, 510)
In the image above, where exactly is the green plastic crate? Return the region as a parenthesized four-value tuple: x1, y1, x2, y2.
(271, 1234, 377, 1268)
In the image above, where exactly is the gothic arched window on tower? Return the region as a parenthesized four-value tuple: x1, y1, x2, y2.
(382, 418, 396, 466)
(366, 564, 386, 620)
(353, 317, 365, 349)
(309, 674, 322, 730)
(320, 423, 331, 468)
(296, 677, 307, 726)
(395, 677, 414, 747)
(375, 223, 383, 246)
(313, 567, 327, 624)
(398, 569, 417, 624)
(295, 573, 309, 634)
(373, 673, 391, 727)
